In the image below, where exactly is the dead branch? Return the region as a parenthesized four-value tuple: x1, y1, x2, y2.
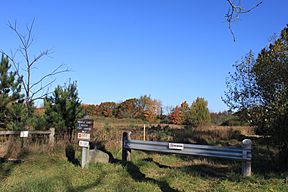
(30, 79, 56, 101)
(226, 0, 263, 41)
(30, 64, 70, 91)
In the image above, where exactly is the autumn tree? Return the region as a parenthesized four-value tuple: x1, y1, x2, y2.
(137, 95, 161, 122)
(179, 101, 190, 124)
(187, 97, 211, 127)
(98, 102, 117, 117)
(169, 106, 182, 125)
(116, 98, 139, 119)
(82, 104, 99, 116)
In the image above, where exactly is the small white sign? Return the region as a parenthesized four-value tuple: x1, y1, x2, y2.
(168, 143, 184, 150)
(79, 140, 90, 148)
(20, 131, 29, 138)
(77, 133, 90, 141)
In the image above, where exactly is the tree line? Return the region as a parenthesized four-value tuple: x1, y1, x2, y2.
(81, 97, 237, 128)
(82, 95, 161, 123)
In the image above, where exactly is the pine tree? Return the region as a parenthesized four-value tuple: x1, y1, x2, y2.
(44, 82, 84, 141)
(0, 54, 23, 130)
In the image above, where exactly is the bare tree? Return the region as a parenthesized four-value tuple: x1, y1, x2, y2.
(226, 0, 263, 41)
(1, 20, 69, 104)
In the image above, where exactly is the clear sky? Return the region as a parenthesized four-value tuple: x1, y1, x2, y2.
(0, 0, 287, 112)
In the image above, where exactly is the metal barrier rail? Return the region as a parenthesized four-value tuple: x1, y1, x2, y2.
(125, 139, 251, 161)
(122, 132, 252, 177)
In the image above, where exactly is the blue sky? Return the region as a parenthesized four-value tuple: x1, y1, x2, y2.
(0, 0, 287, 112)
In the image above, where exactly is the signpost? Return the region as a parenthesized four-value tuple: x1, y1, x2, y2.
(77, 116, 93, 168)
(77, 119, 93, 131)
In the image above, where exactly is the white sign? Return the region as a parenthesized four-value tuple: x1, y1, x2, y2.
(168, 143, 184, 150)
(20, 131, 29, 138)
(77, 133, 90, 141)
(79, 140, 90, 148)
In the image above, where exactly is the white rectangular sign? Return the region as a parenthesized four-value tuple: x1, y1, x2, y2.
(77, 132, 90, 140)
(168, 143, 184, 150)
(20, 131, 29, 138)
(79, 140, 89, 148)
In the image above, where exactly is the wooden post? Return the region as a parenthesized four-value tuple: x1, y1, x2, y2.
(82, 146, 88, 168)
(122, 132, 131, 161)
(242, 139, 252, 177)
(143, 124, 146, 141)
(49, 128, 55, 146)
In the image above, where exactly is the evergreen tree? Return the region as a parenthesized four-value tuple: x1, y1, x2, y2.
(187, 97, 210, 127)
(0, 54, 24, 130)
(44, 81, 84, 141)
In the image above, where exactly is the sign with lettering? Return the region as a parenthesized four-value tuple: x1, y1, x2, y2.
(168, 143, 184, 150)
(20, 131, 29, 138)
(77, 132, 90, 141)
(79, 140, 90, 148)
(77, 119, 93, 131)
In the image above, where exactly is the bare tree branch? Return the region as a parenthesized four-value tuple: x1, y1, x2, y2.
(30, 64, 70, 90)
(31, 92, 53, 102)
(30, 78, 56, 100)
(226, 0, 263, 41)
(29, 49, 50, 67)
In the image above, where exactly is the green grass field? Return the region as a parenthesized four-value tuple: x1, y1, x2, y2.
(1, 146, 287, 192)
(1, 119, 288, 191)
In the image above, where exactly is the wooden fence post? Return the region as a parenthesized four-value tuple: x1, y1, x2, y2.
(242, 139, 252, 177)
(122, 132, 131, 161)
(49, 128, 55, 146)
(143, 124, 146, 141)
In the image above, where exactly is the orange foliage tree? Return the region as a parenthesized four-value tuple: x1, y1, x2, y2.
(116, 98, 139, 119)
(98, 102, 117, 117)
(81, 104, 98, 116)
(169, 106, 182, 125)
(137, 95, 161, 122)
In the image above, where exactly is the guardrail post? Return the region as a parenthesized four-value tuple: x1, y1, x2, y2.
(49, 128, 55, 146)
(242, 139, 252, 177)
(122, 132, 131, 161)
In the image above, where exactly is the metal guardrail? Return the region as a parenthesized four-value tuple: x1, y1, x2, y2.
(125, 140, 251, 161)
(122, 132, 252, 177)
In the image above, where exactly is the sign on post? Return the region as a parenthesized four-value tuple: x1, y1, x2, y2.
(77, 132, 90, 141)
(77, 119, 93, 132)
(79, 140, 90, 148)
(77, 117, 93, 169)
